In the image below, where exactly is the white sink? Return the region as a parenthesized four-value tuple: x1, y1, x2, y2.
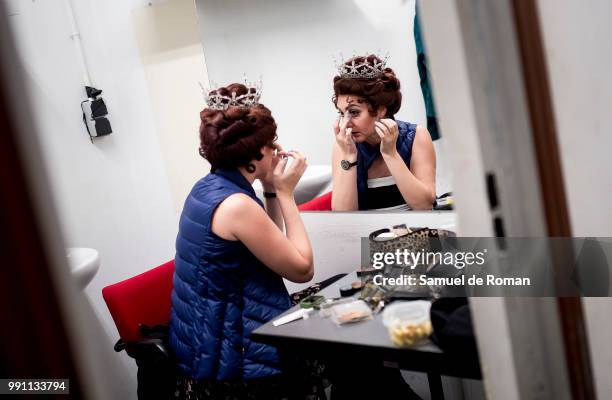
(66, 247, 100, 290)
(253, 164, 332, 204)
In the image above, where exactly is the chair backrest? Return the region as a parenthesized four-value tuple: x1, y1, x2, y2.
(298, 191, 332, 211)
(102, 260, 175, 343)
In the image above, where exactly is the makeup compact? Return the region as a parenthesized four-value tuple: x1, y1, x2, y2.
(299, 295, 326, 309)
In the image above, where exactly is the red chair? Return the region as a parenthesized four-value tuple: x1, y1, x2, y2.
(102, 259, 175, 344)
(298, 191, 332, 211)
(102, 260, 176, 399)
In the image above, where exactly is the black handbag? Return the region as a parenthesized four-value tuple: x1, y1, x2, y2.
(430, 298, 480, 373)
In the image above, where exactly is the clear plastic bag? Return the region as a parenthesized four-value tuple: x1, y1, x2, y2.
(330, 300, 373, 326)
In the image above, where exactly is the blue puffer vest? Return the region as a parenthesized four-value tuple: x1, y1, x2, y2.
(355, 120, 417, 209)
(169, 168, 292, 381)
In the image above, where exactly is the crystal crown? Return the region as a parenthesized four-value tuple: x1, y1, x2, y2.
(202, 78, 262, 110)
(335, 53, 390, 79)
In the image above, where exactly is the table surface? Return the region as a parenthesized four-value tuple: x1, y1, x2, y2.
(252, 272, 481, 379)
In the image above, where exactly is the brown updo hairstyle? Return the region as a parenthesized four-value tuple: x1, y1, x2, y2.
(333, 55, 402, 118)
(199, 83, 277, 171)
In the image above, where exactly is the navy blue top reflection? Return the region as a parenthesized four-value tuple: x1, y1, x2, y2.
(169, 168, 291, 381)
(356, 120, 417, 210)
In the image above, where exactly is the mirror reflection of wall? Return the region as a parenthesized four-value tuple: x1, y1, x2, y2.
(195, 0, 452, 207)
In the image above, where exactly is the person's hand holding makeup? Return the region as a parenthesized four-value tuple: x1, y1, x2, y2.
(333, 113, 357, 158)
(260, 142, 283, 192)
(273, 149, 307, 196)
(375, 118, 400, 157)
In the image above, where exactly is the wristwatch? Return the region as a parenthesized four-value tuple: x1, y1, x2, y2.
(340, 159, 358, 170)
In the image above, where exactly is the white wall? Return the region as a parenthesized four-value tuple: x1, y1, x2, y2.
(6, 0, 182, 398)
(132, 0, 211, 212)
(195, 0, 426, 166)
(536, 1, 612, 398)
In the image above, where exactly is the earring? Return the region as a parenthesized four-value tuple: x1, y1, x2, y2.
(246, 163, 256, 173)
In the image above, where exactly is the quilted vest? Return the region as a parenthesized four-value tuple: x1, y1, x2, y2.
(169, 168, 292, 381)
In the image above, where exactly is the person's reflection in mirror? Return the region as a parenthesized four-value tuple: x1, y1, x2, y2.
(331, 54, 436, 211)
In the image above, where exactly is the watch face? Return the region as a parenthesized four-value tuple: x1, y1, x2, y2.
(341, 160, 350, 170)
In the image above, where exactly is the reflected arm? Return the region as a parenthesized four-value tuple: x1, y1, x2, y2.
(384, 125, 436, 209)
(331, 143, 358, 211)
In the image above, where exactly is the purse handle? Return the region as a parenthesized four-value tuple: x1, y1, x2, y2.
(369, 227, 430, 241)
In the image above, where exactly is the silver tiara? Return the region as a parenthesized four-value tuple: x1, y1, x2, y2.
(335, 53, 390, 79)
(200, 77, 262, 110)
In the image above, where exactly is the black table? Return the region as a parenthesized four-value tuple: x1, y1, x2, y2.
(251, 272, 481, 400)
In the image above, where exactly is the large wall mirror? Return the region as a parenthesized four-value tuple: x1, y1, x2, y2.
(195, 0, 452, 211)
